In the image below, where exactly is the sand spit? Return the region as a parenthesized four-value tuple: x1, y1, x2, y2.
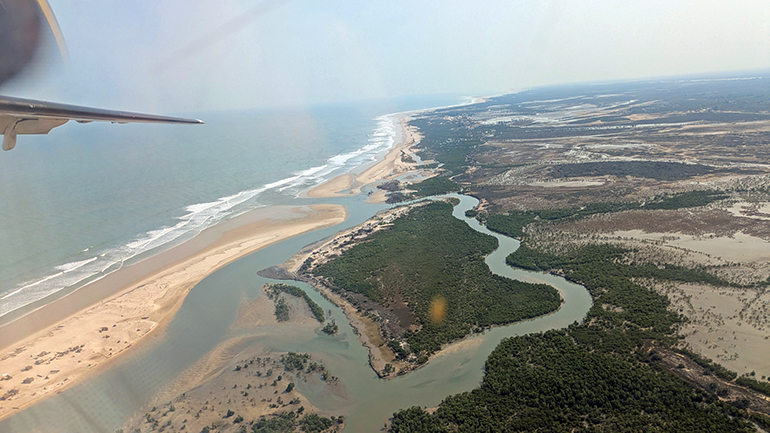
(306, 174, 355, 198)
(306, 117, 424, 201)
(0, 204, 347, 420)
(0, 112, 425, 422)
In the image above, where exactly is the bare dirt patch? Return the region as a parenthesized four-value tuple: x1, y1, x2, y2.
(646, 340, 770, 416)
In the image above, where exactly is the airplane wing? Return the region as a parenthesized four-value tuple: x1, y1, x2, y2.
(0, 95, 203, 151)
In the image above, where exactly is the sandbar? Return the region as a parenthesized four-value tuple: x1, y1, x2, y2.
(0, 204, 347, 419)
(306, 173, 355, 198)
(119, 286, 346, 433)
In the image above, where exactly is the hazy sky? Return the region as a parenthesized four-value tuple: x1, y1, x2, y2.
(8, 0, 770, 113)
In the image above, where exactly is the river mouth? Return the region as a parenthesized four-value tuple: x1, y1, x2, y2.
(0, 194, 592, 433)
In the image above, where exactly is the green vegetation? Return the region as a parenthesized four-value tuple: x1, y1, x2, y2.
(417, 162, 440, 169)
(390, 239, 759, 432)
(408, 117, 482, 177)
(673, 347, 738, 381)
(314, 201, 560, 358)
(252, 412, 297, 433)
(410, 176, 459, 197)
(548, 161, 721, 181)
(249, 411, 340, 433)
(274, 298, 290, 322)
(736, 376, 770, 398)
(265, 284, 325, 322)
(482, 190, 727, 239)
(383, 174, 459, 203)
(384, 79, 770, 432)
(320, 320, 338, 335)
(391, 332, 754, 432)
(644, 190, 728, 210)
(508, 243, 732, 290)
(483, 212, 536, 238)
(298, 414, 343, 432)
(281, 352, 310, 371)
(391, 407, 445, 433)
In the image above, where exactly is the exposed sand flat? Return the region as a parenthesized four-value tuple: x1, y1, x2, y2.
(231, 291, 284, 330)
(306, 173, 354, 198)
(366, 189, 388, 204)
(306, 117, 423, 199)
(122, 341, 342, 433)
(431, 337, 483, 359)
(726, 201, 770, 221)
(0, 204, 347, 420)
(120, 288, 344, 433)
(655, 282, 770, 378)
(531, 203, 770, 379)
(613, 229, 770, 262)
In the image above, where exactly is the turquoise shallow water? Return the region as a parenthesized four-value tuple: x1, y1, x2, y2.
(0, 194, 592, 432)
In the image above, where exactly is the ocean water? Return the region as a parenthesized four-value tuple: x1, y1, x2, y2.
(0, 95, 463, 320)
(0, 194, 591, 432)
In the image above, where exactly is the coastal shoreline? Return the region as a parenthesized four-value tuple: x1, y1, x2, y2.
(306, 117, 424, 201)
(0, 204, 347, 420)
(0, 111, 426, 421)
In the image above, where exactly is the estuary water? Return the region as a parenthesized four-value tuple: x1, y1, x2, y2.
(0, 193, 592, 432)
(0, 96, 462, 322)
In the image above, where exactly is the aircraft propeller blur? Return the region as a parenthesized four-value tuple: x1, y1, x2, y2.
(0, 0, 202, 151)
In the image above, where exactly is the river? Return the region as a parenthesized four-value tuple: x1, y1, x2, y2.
(0, 193, 592, 432)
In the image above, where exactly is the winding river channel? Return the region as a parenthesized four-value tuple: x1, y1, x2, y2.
(1, 194, 592, 432)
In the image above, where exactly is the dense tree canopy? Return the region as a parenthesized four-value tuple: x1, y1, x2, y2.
(314, 201, 560, 357)
(390, 239, 758, 432)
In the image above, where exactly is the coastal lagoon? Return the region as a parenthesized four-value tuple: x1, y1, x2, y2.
(0, 97, 592, 432)
(0, 189, 591, 432)
(0, 97, 461, 321)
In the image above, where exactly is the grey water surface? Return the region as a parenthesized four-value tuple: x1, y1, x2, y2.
(1, 193, 592, 432)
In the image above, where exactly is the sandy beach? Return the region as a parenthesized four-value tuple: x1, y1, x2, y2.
(0, 204, 346, 420)
(0, 111, 423, 423)
(306, 117, 423, 201)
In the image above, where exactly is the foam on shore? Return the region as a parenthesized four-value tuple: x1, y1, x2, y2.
(0, 115, 399, 320)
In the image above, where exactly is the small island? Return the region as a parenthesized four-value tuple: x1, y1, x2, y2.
(264, 283, 326, 323)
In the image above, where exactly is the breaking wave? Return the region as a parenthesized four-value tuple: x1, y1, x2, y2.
(0, 115, 399, 319)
